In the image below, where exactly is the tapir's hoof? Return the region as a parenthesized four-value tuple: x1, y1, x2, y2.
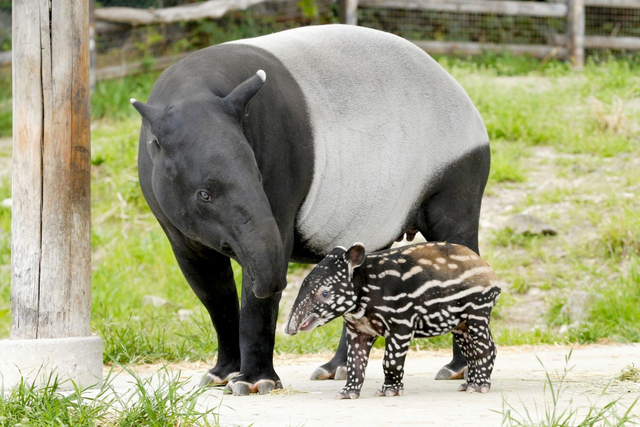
(310, 367, 332, 380)
(200, 371, 239, 387)
(458, 382, 490, 394)
(435, 366, 467, 380)
(374, 386, 404, 397)
(334, 366, 347, 380)
(336, 390, 360, 400)
(310, 365, 347, 381)
(226, 379, 283, 396)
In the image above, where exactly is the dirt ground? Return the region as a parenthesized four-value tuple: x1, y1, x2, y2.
(105, 344, 640, 426)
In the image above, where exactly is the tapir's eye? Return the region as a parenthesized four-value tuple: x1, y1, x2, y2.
(197, 190, 212, 202)
(321, 291, 330, 298)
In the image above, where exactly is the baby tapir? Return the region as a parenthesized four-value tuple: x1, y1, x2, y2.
(285, 242, 501, 399)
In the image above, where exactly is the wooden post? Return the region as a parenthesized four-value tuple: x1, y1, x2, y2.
(0, 0, 102, 389)
(339, 0, 358, 25)
(567, 0, 585, 69)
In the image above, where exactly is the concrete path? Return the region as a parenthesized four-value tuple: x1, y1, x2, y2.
(107, 344, 640, 426)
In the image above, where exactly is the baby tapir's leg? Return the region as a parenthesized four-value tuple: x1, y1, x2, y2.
(336, 326, 377, 400)
(375, 329, 412, 397)
(452, 316, 496, 394)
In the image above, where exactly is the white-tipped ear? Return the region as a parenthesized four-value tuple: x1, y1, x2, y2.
(345, 242, 366, 270)
(222, 71, 266, 119)
(130, 98, 163, 125)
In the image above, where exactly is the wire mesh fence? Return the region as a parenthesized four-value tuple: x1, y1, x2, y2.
(586, 5, 640, 38)
(358, 8, 567, 46)
(95, 0, 337, 70)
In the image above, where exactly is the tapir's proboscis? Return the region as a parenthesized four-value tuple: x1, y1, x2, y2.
(285, 242, 501, 399)
(132, 25, 490, 395)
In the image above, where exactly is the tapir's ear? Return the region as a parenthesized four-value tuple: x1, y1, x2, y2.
(131, 99, 162, 160)
(345, 243, 366, 270)
(130, 98, 164, 125)
(222, 70, 266, 119)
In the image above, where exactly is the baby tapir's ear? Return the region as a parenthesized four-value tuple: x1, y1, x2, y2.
(345, 243, 366, 270)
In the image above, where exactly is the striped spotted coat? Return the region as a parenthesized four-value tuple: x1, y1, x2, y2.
(285, 242, 501, 399)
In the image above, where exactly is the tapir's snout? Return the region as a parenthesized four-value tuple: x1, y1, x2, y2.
(230, 213, 288, 299)
(285, 312, 319, 335)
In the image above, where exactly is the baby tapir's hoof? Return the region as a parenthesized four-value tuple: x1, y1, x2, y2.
(458, 382, 491, 394)
(374, 384, 404, 397)
(336, 389, 360, 400)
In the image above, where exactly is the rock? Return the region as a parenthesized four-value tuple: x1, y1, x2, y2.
(560, 290, 602, 322)
(505, 214, 557, 236)
(558, 321, 581, 335)
(177, 309, 194, 321)
(1, 198, 11, 209)
(142, 295, 171, 308)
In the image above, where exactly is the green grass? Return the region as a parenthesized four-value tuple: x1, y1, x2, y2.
(0, 53, 639, 362)
(0, 368, 218, 426)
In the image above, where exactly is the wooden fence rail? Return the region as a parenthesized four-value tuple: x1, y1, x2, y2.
(2, 0, 639, 71)
(357, 0, 569, 17)
(357, 0, 640, 68)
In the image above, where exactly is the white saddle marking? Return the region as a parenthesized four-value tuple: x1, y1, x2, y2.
(231, 25, 488, 253)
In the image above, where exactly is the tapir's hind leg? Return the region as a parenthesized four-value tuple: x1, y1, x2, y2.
(311, 323, 348, 381)
(416, 144, 490, 380)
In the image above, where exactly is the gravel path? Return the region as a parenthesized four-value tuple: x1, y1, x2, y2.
(106, 344, 640, 426)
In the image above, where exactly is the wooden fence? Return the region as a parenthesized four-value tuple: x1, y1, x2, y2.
(2, 0, 639, 73)
(350, 0, 640, 67)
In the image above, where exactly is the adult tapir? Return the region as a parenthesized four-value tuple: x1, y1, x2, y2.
(131, 24, 490, 396)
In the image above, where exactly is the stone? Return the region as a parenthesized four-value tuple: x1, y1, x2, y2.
(142, 295, 171, 307)
(561, 290, 602, 322)
(0, 198, 11, 209)
(0, 336, 103, 390)
(505, 214, 557, 236)
(177, 309, 194, 321)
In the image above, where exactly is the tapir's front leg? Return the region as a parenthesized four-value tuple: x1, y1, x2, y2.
(375, 330, 412, 397)
(226, 269, 283, 396)
(336, 326, 377, 400)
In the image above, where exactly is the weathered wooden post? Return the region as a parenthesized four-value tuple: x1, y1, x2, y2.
(339, 0, 358, 25)
(0, 0, 103, 389)
(567, 0, 585, 69)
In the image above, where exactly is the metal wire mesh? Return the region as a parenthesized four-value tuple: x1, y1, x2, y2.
(586, 6, 640, 38)
(358, 8, 567, 45)
(94, 0, 336, 68)
(0, 1, 10, 53)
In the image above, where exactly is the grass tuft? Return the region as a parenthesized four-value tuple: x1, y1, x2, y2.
(498, 350, 639, 426)
(0, 368, 219, 426)
(114, 366, 218, 427)
(617, 365, 640, 383)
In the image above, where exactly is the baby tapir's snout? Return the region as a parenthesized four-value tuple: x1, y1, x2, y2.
(285, 245, 364, 336)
